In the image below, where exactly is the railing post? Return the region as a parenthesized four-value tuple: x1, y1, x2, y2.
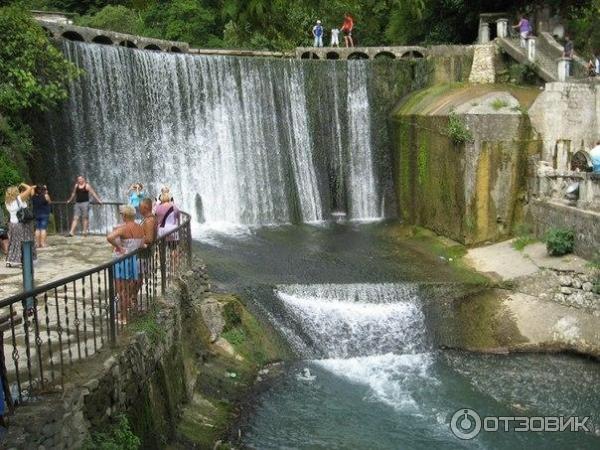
(159, 240, 167, 296)
(186, 220, 192, 268)
(107, 268, 117, 346)
(527, 36, 536, 62)
(479, 22, 490, 44)
(557, 57, 570, 81)
(21, 241, 35, 310)
(496, 19, 508, 39)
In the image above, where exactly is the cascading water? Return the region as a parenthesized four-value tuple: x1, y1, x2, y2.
(266, 283, 436, 412)
(38, 42, 396, 228)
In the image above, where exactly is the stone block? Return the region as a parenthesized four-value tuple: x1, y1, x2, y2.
(560, 286, 572, 295)
(559, 275, 573, 287)
(582, 282, 593, 292)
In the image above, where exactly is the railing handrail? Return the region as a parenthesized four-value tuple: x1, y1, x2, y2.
(0, 208, 192, 307)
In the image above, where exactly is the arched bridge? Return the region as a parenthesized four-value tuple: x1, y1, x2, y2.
(36, 19, 189, 53)
(296, 46, 427, 60)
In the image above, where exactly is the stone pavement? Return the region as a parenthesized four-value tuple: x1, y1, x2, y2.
(465, 239, 588, 281)
(0, 235, 112, 299)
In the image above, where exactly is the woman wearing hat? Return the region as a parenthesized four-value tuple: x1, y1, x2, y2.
(107, 205, 144, 325)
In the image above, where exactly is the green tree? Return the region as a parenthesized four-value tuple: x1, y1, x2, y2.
(78, 5, 142, 35)
(0, 6, 80, 194)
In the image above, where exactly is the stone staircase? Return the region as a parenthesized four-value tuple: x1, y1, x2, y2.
(497, 32, 587, 82)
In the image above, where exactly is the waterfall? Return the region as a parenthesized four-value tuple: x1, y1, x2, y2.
(39, 42, 398, 228)
(272, 283, 429, 358)
(268, 283, 435, 412)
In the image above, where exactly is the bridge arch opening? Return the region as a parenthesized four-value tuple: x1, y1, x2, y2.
(326, 52, 340, 60)
(144, 44, 161, 51)
(301, 51, 320, 59)
(347, 52, 369, 60)
(401, 50, 425, 59)
(62, 31, 84, 42)
(119, 40, 137, 48)
(374, 51, 396, 60)
(170, 46, 182, 53)
(92, 35, 113, 45)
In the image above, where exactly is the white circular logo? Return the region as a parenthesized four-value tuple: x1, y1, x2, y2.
(450, 408, 482, 440)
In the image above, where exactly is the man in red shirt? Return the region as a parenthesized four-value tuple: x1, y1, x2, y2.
(341, 13, 354, 48)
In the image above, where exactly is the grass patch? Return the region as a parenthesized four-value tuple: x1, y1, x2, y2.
(130, 314, 166, 345)
(512, 223, 536, 251)
(490, 98, 509, 110)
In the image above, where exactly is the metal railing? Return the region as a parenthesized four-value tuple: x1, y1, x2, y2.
(0, 203, 192, 409)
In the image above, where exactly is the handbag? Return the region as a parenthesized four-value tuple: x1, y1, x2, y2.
(16, 199, 34, 224)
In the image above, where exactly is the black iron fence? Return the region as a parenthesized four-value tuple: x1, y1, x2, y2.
(0, 203, 192, 409)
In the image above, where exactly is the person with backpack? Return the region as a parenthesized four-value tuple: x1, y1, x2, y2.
(312, 20, 324, 48)
(341, 13, 354, 48)
(4, 183, 36, 268)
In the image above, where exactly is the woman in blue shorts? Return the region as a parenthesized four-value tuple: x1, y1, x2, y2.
(107, 205, 145, 324)
(32, 185, 51, 248)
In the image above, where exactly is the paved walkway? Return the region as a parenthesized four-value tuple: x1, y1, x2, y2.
(0, 235, 112, 299)
(465, 239, 588, 281)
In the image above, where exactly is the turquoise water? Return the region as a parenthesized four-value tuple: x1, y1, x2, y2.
(195, 223, 600, 449)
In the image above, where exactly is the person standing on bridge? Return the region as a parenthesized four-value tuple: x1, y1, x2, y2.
(66, 175, 102, 237)
(341, 13, 354, 48)
(331, 27, 340, 47)
(312, 20, 324, 47)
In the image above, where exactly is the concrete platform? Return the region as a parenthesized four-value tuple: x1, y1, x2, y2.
(0, 235, 112, 299)
(465, 239, 588, 281)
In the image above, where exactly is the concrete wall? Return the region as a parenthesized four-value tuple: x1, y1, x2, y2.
(529, 82, 600, 168)
(528, 200, 600, 259)
(392, 85, 541, 245)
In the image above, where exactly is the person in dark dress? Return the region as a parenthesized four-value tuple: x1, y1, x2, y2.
(32, 185, 51, 248)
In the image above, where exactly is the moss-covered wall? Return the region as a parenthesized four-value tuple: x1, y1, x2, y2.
(392, 85, 542, 245)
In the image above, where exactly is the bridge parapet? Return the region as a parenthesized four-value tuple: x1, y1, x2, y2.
(36, 19, 189, 53)
(296, 46, 427, 60)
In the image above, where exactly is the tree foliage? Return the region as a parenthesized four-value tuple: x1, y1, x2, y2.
(0, 6, 81, 194)
(0, 6, 81, 113)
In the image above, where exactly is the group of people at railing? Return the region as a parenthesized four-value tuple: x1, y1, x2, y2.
(2, 176, 181, 258)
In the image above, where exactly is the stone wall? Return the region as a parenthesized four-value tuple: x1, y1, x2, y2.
(529, 82, 600, 168)
(527, 200, 600, 259)
(4, 264, 212, 450)
(532, 172, 600, 212)
(468, 44, 497, 84)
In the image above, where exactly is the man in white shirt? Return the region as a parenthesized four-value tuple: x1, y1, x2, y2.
(331, 28, 340, 47)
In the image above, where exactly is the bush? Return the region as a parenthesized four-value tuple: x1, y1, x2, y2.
(545, 228, 575, 256)
(77, 5, 142, 36)
(222, 300, 242, 332)
(446, 111, 473, 145)
(82, 415, 140, 450)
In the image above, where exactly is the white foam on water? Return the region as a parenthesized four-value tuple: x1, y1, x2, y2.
(275, 284, 427, 358)
(315, 353, 436, 411)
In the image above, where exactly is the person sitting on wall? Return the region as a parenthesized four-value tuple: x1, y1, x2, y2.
(590, 141, 600, 173)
